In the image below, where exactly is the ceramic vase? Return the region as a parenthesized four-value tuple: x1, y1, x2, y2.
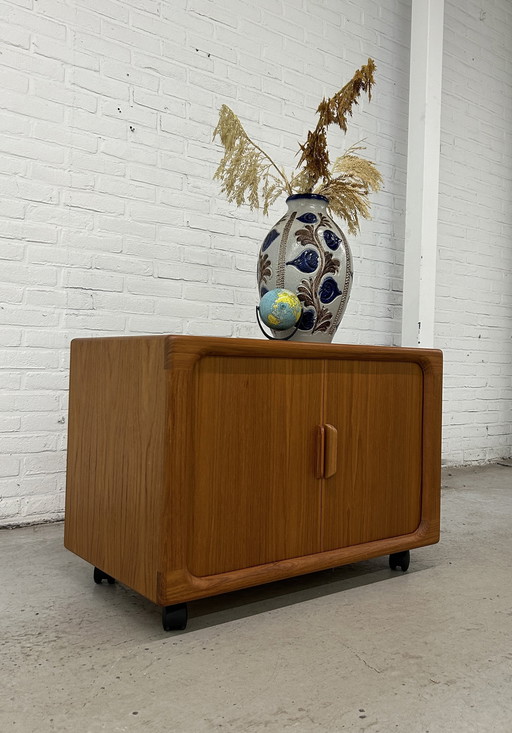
(257, 193, 353, 343)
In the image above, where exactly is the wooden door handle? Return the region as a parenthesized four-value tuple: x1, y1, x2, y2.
(324, 424, 338, 478)
(316, 425, 325, 479)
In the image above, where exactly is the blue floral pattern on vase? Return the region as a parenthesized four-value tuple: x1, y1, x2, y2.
(323, 230, 341, 251)
(319, 276, 342, 304)
(262, 228, 279, 251)
(298, 309, 316, 331)
(286, 249, 319, 273)
(297, 212, 317, 224)
(294, 215, 343, 333)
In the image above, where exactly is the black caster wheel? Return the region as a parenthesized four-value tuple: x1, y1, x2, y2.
(162, 603, 188, 631)
(93, 567, 116, 585)
(389, 550, 410, 572)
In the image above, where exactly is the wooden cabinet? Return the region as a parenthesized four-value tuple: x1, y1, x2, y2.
(65, 336, 442, 630)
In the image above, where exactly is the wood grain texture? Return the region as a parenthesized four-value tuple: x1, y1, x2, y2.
(322, 360, 423, 550)
(164, 335, 440, 368)
(187, 356, 324, 576)
(157, 514, 438, 605)
(316, 425, 325, 479)
(157, 339, 442, 605)
(65, 335, 442, 610)
(323, 423, 338, 479)
(65, 336, 167, 603)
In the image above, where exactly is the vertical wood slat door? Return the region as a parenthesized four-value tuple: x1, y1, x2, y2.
(322, 360, 424, 551)
(188, 356, 324, 577)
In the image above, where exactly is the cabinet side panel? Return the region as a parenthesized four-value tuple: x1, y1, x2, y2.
(323, 360, 423, 550)
(64, 337, 166, 603)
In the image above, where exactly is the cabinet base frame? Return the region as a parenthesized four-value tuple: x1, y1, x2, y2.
(157, 519, 438, 606)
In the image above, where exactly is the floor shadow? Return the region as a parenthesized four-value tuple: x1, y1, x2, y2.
(181, 555, 432, 632)
(73, 550, 435, 635)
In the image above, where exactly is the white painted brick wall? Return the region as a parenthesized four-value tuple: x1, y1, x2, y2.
(437, 0, 512, 465)
(0, 0, 510, 525)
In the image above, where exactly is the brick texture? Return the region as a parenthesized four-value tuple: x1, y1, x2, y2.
(437, 0, 512, 465)
(0, 0, 510, 524)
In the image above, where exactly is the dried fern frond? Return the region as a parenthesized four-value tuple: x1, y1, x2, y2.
(297, 59, 376, 191)
(296, 128, 330, 192)
(317, 59, 376, 132)
(213, 105, 290, 214)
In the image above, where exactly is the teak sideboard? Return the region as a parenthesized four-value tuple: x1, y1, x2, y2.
(65, 335, 443, 631)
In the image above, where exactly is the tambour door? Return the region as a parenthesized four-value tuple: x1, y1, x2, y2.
(188, 355, 324, 577)
(321, 359, 424, 551)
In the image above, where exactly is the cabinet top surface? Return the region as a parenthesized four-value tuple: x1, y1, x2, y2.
(71, 335, 442, 370)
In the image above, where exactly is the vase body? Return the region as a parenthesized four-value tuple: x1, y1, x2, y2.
(257, 194, 353, 343)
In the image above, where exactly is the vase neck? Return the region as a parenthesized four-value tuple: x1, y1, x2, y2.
(286, 193, 328, 213)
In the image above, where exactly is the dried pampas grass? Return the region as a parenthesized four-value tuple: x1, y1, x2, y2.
(316, 145, 383, 235)
(213, 59, 382, 233)
(213, 105, 290, 215)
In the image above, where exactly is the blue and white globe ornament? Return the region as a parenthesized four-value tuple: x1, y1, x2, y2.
(258, 288, 302, 331)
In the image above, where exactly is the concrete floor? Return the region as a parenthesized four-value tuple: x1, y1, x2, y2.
(1, 465, 511, 733)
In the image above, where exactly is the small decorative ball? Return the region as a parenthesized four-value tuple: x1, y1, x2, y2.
(259, 288, 302, 331)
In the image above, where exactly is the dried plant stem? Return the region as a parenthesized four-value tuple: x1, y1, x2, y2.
(297, 59, 376, 191)
(240, 132, 292, 195)
(213, 60, 381, 231)
(213, 105, 292, 213)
